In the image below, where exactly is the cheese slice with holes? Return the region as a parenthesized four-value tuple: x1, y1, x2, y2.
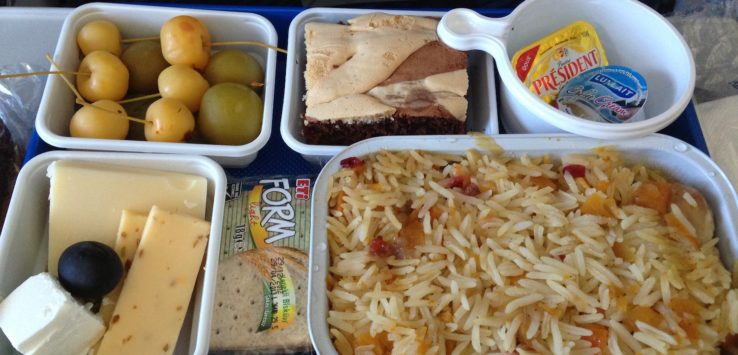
(96, 206, 210, 355)
(47, 160, 208, 276)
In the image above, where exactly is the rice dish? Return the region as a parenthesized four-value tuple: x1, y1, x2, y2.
(324, 145, 738, 354)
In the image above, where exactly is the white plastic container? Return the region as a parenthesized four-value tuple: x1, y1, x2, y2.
(35, 3, 277, 167)
(0, 151, 226, 355)
(437, 0, 695, 139)
(280, 8, 499, 166)
(307, 134, 738, 354)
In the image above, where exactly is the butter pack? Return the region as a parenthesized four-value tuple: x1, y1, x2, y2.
(512, 21, 608, 104)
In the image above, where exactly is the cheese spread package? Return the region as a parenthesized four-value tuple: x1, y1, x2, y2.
(557, 65, 648, 123)
(512, 21, 608, 104)
(211, 175, 315, 354)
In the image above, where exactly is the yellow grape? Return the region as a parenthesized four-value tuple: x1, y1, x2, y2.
(144, 98, 195, 142)
(69, 100, 129, 139)
(157, 65, 209, 112)
(77, 20, 122, 57)
(160, 16, 211, 70)
(77, 50, 129, 102)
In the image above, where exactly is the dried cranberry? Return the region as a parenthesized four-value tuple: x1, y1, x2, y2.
(340, 157, 364, 169)
(563, 164, 586, 179)
(368, 237, 395, 257)
(463, 183, 480, 196)
(445, 176, 466, 189)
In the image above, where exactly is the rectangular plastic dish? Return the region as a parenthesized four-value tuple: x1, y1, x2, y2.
(307, 133, 738, 354)
(34, 2, 277, 167)
(280, 7, 499, 166)
(0, 151, 226, 355)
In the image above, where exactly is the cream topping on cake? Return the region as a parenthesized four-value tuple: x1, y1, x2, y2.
(305, 94, 396, 123)
(304, 14, 439, 106)
(368, 70, 468, 121)
(304, 13, 469, 123)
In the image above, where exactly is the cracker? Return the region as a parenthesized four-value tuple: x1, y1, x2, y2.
(210, 247, 311, 352)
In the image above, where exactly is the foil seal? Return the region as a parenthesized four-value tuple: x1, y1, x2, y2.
(556, 66, 648, 123)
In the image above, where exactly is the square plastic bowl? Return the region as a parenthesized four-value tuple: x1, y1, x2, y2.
(0, 151, 226, 355)
(280, 8, 499, 166)
(35, 3, 277, 167)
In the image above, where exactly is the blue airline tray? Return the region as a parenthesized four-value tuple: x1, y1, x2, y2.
(23, 5, 709, 179)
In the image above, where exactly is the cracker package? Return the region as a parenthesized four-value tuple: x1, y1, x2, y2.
(512, 21, 608, 105)
(210, 176, 315, 354)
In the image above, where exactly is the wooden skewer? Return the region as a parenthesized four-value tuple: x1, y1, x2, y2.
(74, 98, 148, 125)
(0, 71, 90, 79)
(46, 53, 88, 106)
(210, 41, 288, 54)
(122, 36, 160, 44)
(117, 93, 161, 105)
(46, 53, 148, 126)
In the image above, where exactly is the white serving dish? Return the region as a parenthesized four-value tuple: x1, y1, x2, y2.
(307, 133, 738, 354)
(280, 8, 499, 166)
(438, 0, 695, 139)
(0, 151, 226, 355)
(35, 2, 277, 167)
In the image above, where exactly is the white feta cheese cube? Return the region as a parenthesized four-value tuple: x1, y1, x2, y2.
(0, 273, 105, 355)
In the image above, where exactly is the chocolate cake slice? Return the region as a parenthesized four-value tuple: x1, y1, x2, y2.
(302, 13, 469, 145)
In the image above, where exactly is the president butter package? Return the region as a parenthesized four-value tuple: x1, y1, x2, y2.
(210, 175, 315, 354)
(512, 21, 608, 105)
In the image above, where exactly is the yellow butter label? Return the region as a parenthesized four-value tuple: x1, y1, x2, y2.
(511, 21, 608, 104)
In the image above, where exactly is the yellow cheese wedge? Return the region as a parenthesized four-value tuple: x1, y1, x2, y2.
(47, 160, 208, 276)
(99, 210, 148, 325)
(96, 206, 210, 355)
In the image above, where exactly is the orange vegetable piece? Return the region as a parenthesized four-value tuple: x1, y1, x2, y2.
(582, 324, 609, 355)
(623, 306, 663, 332)
(595, 181, 609, 192)
(634, 181, 672, 214)
(665, 213, 700, 248)
(581, 193, 616, 218)
(530, 176, 558, 190)
(429, 206, 443, 220)
(670, 298, 702, 317)
(679, 319, 700, 342)
(353, 331, 392, 355)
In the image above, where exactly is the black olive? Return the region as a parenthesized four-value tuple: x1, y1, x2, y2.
(58, 241, 123, 300)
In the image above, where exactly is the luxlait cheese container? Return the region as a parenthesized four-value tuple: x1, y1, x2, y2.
(0, 151, 226, 355)
(307, 134, 738, 354)
(35, 3, 277, 167)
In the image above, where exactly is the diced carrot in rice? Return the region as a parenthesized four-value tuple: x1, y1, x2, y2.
(623, 306, 663, 332)
(665, 213, 700, 248)
(634, 181, 672, 214)
(530, 176, 558, 190)
(581, 192, 616, 218)
(670, 298, 702, 317)
(595, 180, 609, 192)
(582, 324, 609, 355)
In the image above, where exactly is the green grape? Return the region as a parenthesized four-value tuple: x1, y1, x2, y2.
(121, 41, 169, 94)
(203, 49, 264, 88)
(198, 83, 262, 145)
